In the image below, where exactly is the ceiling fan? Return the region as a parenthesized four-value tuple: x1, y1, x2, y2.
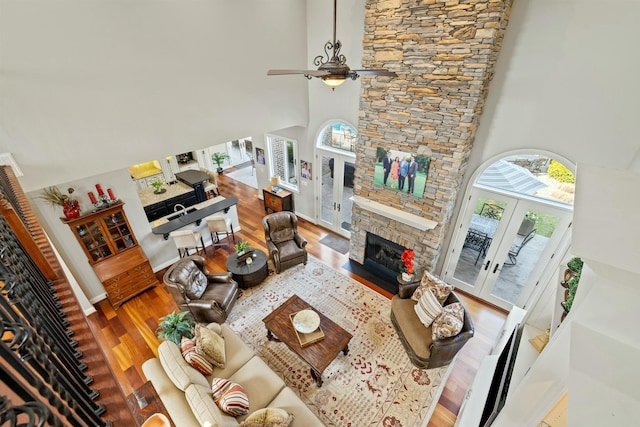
(267, 0, 397, 90)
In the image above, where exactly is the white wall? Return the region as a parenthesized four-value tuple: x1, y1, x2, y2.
(295, 0, 365, 220)
(0, 0, 310, 192)
(467, 0, 640, 175)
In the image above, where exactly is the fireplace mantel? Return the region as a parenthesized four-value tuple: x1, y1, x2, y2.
(352, 196, 437, 231)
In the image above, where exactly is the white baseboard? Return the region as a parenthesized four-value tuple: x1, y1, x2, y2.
(294, 211, 316, 224)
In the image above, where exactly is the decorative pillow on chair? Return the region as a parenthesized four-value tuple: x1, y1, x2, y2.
(211, 378, 250, 416)
(414, 288, 443, 328)
(195, 324, 226, 368)
(182, 261, 209, 300)
(180, 337, 213, 376)
(432, 302, 465, 341)
(411, 271, 454, 304)
(240, 407, 294, 427)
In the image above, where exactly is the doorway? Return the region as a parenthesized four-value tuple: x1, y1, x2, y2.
(443, 153, 575, 311)
(318, 153, 354, 237)
(315, 120, 358, 238)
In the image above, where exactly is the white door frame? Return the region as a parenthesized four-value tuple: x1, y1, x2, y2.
(443, 150, 575, 310)
(316, 149, 354, 238)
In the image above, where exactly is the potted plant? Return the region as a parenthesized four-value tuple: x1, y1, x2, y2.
(234, 239, 248, 255)
(155, 311, 194, 345)
(40, 186, 81, 219)
(212, 152, 230, 174)
(562, 256, 583, 285)
(567, 257, 583, 275)
(150, 178, 165, 194)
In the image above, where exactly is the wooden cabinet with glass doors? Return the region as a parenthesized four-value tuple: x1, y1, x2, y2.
(64, 202, 157, 308)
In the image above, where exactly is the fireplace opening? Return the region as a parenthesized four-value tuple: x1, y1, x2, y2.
(363, 233, 407, 287)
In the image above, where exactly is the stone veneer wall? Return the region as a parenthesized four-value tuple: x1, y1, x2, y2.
(350, 0, 513, 273)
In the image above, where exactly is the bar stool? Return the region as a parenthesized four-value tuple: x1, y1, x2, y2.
(201, 168, 220, 199)
(205, 215, 235, 250)
(169, 230, 206, 258)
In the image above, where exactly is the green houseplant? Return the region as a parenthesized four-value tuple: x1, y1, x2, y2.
(234, 239, 248, 255)
(150, 178, 164, 194)
(562, 257, 583, 314)
(155, 311, 194, 345)
(567, 257, 583, 275)
(212, 152, 230, 174)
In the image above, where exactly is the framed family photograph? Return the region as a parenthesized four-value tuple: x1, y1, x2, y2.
(374, 148, 430, 198)
(256, 147, 266, 165)
(301, 160, 312, 180)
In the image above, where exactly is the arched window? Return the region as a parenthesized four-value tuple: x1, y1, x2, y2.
(319, 121, 357, 153)
(476, 154, 575, 206)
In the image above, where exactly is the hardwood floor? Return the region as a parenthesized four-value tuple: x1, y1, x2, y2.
(86, 168, 507, 426)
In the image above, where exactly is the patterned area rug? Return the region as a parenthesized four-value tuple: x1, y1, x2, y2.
(226, 257, 447, 427)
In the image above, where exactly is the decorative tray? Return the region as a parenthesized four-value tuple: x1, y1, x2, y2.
(236, 250, 255, 263)
(289, 311, 325, 347)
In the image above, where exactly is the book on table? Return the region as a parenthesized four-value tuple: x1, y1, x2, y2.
(289, 311, 325, 347)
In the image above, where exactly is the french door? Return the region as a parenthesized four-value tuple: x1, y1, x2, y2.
(443, 188, 572, 310)
(318, 152, 354, 238)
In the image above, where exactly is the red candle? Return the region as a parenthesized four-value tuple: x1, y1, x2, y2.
(88, 192, 97, 204)
(107, 188, 115, 200)
(95, 184, 104, 196)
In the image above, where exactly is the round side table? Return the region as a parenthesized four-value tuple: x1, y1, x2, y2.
(225, 248, 269, 289)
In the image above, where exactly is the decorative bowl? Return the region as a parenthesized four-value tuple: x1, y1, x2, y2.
(292, 309, 320, 334)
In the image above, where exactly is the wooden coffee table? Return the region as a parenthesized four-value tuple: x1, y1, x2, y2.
(127, 381, 174, 426)
(262, 295, 352, 387)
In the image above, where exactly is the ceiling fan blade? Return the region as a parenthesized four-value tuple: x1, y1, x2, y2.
(267, 69, 329, 77)
(351, 69, 398, 77)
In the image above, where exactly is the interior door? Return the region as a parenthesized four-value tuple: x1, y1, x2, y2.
(318, 152, 354, 238)
(444, 188, 572, 310)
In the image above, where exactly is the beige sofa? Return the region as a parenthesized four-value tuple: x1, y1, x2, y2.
(142, 323, 323, 426)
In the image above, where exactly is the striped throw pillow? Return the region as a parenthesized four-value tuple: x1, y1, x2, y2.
(413, 287, 443, 328)
(180, 337, 213, 376)
(211, 378, 250, 416)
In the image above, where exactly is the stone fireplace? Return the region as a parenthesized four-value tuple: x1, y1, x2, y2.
(348, 0, 513, 274)
(364, 232, 407, 285)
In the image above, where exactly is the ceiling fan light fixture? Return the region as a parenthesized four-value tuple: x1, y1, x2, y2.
(266, 0, 396, 90)
(322, 76, 347, 90)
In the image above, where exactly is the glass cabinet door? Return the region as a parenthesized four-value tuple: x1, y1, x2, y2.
(76, 220, 113, 262)
(103, 212, 136, 251)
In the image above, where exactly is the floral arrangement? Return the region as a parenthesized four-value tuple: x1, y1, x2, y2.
(400, 249, 415, 275)
(40, 186, 78, 208)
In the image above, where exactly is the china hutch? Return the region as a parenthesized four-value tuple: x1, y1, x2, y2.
(63, 201, 157, 308)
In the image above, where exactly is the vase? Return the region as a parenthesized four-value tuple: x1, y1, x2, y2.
(63, 201, 80, 219)
(401, 272, 414, 282)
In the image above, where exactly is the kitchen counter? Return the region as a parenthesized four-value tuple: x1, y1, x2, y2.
(151, 196, 239, 239)
(138, 182, 193, 207)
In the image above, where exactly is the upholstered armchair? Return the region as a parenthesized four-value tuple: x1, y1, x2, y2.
(390, 280, 475, 369)
(163, 255, 239, 324)
(262, 211, 308, 273)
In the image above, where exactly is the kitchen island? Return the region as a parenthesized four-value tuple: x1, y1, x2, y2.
(139, 183, 198, 222)
(151, 196, 238, 239)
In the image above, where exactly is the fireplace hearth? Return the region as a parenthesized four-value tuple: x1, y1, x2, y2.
(363, 233, 407, 289)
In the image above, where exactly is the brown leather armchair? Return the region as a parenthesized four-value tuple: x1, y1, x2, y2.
(262, 211, 308, 273)
(390, 280, 474, 369)
(163, 255, 239, 324)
